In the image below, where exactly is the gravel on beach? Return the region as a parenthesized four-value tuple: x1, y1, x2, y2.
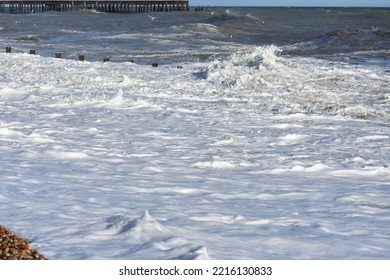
(0, 226, 46, 260)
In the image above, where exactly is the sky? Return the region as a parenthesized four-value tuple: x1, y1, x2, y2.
(190, 0, 390, 7)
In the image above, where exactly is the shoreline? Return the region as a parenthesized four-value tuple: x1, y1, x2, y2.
(0, 226, 46, 260)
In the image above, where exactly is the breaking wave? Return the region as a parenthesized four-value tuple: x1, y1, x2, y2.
(212, 9, 239, 21)
(200, 45, 390, 121)
(14, 34, 40, 41)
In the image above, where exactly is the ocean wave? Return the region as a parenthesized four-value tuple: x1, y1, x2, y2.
(188, 23, 221, 33)
(197, 45, 390, 121)
(244, 14, 265, 24)
(14, 34, 40, 41)
(285, 27, 390, 55)
(207, 9, 240, 23)
(204, 45, 283, 86)
(207, 8, 267, 26)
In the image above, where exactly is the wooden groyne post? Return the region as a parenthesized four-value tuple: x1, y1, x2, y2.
(0, 0, 190, 13)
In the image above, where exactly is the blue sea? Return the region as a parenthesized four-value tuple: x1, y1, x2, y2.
(0, 7, 389, 66)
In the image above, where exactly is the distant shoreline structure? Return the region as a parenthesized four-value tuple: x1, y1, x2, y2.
(0, 0, 189, 13)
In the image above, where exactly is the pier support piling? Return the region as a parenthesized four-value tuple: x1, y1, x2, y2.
(0, 1, 190, 14)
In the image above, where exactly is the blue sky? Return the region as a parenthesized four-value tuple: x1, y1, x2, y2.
(190, 0, 390, 7)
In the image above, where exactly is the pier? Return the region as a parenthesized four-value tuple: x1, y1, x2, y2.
(0, 0, 189, 13)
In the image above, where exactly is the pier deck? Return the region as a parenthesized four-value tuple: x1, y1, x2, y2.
(0, 0, 189, 13)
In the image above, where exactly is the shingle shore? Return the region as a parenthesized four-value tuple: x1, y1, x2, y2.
(0, 226, 46, 260)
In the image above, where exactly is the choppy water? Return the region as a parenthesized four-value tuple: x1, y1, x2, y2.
(0, 7, 389, 65)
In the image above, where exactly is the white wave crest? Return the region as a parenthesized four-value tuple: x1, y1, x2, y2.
(206, 45, 282, 87)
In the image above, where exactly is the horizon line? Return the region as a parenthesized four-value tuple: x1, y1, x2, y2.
(190, 5, 390, 8)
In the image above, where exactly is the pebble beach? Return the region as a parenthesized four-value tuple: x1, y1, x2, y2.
(0, 226, 46, 260)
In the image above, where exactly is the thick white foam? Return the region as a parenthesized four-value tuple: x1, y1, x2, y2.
(1, 49, 389, 259)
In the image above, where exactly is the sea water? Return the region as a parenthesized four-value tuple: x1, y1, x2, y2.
(1, 8, 389, 64)
(0, 7, 389, 259)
